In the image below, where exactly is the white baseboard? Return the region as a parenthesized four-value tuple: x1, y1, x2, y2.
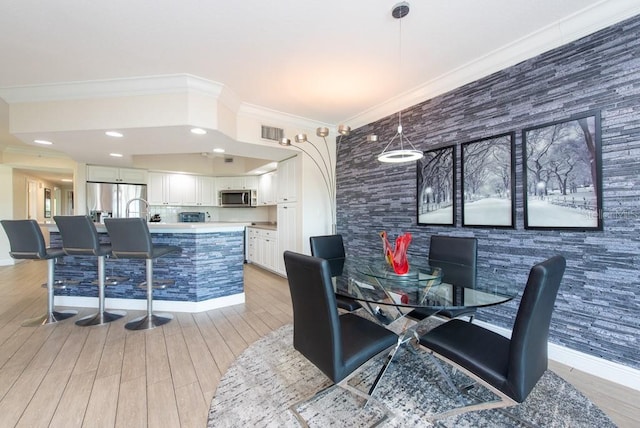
(54, 293, 245, 313)
(474, 319, 640, 392)
(0, 258, 18, 266)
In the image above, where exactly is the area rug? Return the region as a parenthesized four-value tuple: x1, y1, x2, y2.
(208, 321, 615, 427)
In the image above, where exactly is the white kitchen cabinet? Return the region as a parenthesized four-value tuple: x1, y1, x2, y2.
(244, 176, 258, 191)
(148, 172, 215, 206)
(196, 176, 216, 206)
(87, 165, 147, 184)
(147, 172, 169, 205)
(216, 176, 259, 192)
(247, 227, 279, 273)
(247, 228, 258, 262)
(258, 172, 277, 206)
(276, 156, 298, 203)
(169, 174, 197, 205)
(277, 202, 298, 275)
(216, 176, 245, 191)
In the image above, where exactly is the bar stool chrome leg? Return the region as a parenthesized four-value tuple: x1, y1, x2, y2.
(125, 258, 173, 330)
(22, 258, 77, 327)
(76, 255, 126, 326)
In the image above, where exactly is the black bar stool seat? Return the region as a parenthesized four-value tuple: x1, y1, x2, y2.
(104, 218, 181, 330)
(54, 215, 126, 326)
(1, 219, 77, 326)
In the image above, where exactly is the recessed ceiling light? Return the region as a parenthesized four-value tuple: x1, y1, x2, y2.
(61, 178, 73, 182)
(34, 139, 53, 145)
(105, 131, 123, 138)
(213, 148, 225, 153)
(109, 153, 123, 157)
(191, 128, 207, 135)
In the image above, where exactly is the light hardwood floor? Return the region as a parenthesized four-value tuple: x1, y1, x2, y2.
(0, 260, 638, 427)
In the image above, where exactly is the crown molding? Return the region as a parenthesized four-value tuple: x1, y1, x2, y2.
(0, 74, 226, 104)
(238, 103, 332, 132)
(3, 145, 73, 160)
(345, 0, 640, 129)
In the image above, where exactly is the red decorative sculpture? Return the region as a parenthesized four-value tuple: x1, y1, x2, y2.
(379, 231, 412, 275)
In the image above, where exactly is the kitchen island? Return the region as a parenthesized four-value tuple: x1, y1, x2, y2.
(45, 222, 249, 313)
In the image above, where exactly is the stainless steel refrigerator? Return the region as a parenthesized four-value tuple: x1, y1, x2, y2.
(86, 182, 148, 221)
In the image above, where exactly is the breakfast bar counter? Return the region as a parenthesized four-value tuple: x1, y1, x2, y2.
(44, 222, 250, 313)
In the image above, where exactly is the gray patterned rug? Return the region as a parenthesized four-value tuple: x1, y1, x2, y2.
(208, 321, 615, 427)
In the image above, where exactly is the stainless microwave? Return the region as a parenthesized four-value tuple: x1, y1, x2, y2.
(219, 189, 255, 208)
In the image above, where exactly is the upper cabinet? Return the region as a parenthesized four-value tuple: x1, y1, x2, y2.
(196, 176, 216, 206)
(87, 165, 147, 184)
(216, 176, 258, 191)
(148, 172, 215, 206)
(148, 172, 186, 205)
(258, 172, 277, 206)
(276, 156, 298, 203)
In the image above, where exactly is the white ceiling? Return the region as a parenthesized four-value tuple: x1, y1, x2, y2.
(1, 0, 639, 181)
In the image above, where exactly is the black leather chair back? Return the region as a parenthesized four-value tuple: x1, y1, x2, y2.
(507, 255, 566, 402)
(429, 235, 477, 288)
(104, 218, 154, 259)
(284, 251, 342, 381)
(54, 215, 109, 256)
(1, 219, 49, 259)
(309, 234, 346, 277)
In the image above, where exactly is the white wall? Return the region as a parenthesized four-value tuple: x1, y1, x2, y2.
(0, 165, 15, 265)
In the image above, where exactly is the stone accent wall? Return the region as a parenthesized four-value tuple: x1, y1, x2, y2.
(51, 230, 245, 302)
(336, 15, 640, 369)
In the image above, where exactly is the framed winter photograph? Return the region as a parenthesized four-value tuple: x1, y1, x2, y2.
(523, 110, 603, 230)
(417, 145, 456, 226)
(461, 132, 515, 228)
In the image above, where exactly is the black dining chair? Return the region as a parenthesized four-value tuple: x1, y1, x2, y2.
(1, 219, 78, 326)
(407, 235, 477, 321)
(283, 251, 398, 395)
(418, 255, 566, 420)
(309, 234, 362, 312)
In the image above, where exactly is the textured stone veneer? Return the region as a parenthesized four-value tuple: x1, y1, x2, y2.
(336, 15, 640, 369)
(50, 230, 244, 302)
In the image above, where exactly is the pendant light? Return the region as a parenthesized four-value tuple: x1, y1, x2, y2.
(377, 2, 423, 163)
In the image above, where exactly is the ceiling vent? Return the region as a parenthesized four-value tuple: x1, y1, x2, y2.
(224, 157, 234, 163)
(261, 125, 284, 142)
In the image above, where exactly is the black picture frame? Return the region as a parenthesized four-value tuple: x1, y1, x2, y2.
(44, 188, 51, 218)
(522, 110, 603, 230)
(461, 132, 515, 228)
(417, 145, 456, 226)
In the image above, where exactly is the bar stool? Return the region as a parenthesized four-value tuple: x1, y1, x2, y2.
(1, 219, 78, 326)
(53, 215, 126, 326)
(104, 218, 181, 330)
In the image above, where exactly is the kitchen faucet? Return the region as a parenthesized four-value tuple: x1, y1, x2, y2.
(126, 198, 150, 220)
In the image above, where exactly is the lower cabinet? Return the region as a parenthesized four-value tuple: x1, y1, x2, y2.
(277, 202, 297, 275)
(247, 227, 279, 273)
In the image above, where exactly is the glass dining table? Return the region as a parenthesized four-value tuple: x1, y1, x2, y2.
(336, 257, 515, 316)
(333, 256, 518, 396)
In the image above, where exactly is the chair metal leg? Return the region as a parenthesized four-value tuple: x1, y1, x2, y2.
(76, 255, 126, 326)
(289, 354, 394, 427)
(125, 258, 172, 331)
(420, 347, 518, 421)
(22, 258, 77, 327)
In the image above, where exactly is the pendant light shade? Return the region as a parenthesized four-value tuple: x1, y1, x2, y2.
(377, 2, 423, 164)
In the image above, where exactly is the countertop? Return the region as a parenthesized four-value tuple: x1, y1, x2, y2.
(247, 222, 277, 231)
(43, 221, 251, 234)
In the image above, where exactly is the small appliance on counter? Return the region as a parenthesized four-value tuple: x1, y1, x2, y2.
(149, 214, 162, 222)
(178, 212, 205, 223)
